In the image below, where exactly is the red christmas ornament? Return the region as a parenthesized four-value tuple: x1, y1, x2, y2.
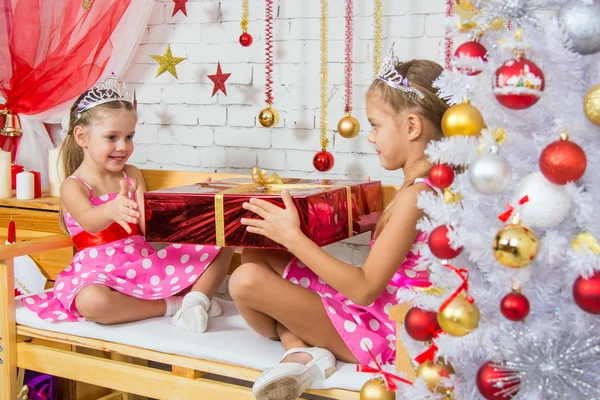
(500, 292, 530, 321)
(404, 307, 441, 342)
(573, 271, 600, 314)
(492, 57, 545, 110)
(207, 62, 232, 97)
(454, 41, 488, 76)
(429, 164, 455, 189)
(239, 32, 253, 47)
(428, 225, 462, 260)
(539, 134, 586, 185)
(476, 361, 520, 400)
(172, 0, 188, 17)
(313, 151, 335, 172)
(7, 220, 16, 244)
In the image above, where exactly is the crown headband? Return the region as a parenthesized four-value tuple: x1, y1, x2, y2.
(376, 44, 425, 100)
(75, 74, 133, 119)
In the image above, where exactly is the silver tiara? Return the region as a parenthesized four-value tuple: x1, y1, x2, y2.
(377, 44, 425, 100)
(75, 74, 133, 118)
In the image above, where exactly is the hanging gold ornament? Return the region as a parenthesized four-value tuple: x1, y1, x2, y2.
(258, 105, 279, 128)
(415, 358, 456, 394)
(441, 99, 485, 137)
(437, 295, 480, 336)
(493, 215, 539, 269)
(359, 378, 395, 400)
(572, 232, 600, 254)
(338, 114, 360, 139)
(584, 84, 600, 126)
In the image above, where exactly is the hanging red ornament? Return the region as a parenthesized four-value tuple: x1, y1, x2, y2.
(313, 151, 335, 172)
(492, 56, 545, 109)
(404, 307, 441, 342)
(500, 291, 530, 321)
(239, 32, 253, 47)
(428, 225, 463, 260)
(239, 0, 252, 47)
(429, 164, 455, 189)
(207, 62, 231, 97)
(454, 40, 488, 76)
(539, 133, 586, 185)
(476, 361, 520, 400)
(172, 0, 188, 17)
(573, 271, 600, 314)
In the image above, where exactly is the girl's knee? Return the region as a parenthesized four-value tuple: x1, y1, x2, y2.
(229, 263, 268, 301)
(75, 285, 112, 322)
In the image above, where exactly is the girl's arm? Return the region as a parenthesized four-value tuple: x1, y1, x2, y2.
(61, 175, 141, 234)
(125, 164, 148, 234)
(242, 185, 429, 306)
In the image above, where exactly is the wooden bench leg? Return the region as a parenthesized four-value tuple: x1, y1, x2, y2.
(0, 259, 18, 400)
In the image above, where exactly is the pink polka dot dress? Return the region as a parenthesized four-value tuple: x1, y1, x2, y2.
(283, 178, 435, 366)
(22, 172, 221, 323)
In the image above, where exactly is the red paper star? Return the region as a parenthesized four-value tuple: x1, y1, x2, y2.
(172, 0, 188, 17)
(208, 62, 232, 97)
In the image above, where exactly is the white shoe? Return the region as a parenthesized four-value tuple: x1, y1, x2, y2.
(252, 347, 337, 400)
(172, 292, 210, 333)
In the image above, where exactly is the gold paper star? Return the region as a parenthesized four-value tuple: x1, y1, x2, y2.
(150, 44, 186, 79)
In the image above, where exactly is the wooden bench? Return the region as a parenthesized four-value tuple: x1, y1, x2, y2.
(0, 170, 416, 400)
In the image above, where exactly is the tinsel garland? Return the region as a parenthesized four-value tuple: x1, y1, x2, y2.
(320, 0, 329, 150)
(373, 0, 383, 76)
(264, 0, 274, 105)
(344, 0, 354, 114)
(241, 0, 249, 32)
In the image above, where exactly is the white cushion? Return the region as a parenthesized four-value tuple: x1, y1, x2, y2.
(16, 297, 377, 391)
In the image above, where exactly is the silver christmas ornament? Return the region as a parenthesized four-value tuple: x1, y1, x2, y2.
(468, 148, 512, 195)
(557, 1, 600, 55)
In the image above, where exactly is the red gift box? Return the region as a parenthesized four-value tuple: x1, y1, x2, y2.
(144, 172, 382, 249)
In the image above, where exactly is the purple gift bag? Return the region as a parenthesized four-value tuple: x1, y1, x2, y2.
(23, 370, 57, 400)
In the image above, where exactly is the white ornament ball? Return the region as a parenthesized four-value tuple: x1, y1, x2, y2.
(468, 151, 512, 195)
(513, 172, 572, 229)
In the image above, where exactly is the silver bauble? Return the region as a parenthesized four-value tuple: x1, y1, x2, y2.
(558, 1, 600, 55)
(468, 151, 512, 195)
(513, 172, 572, 229)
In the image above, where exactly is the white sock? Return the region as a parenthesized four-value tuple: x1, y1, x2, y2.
(208, 298, 223, 318)
(172, 291, 211, 333)
(164, 296, 183, 317)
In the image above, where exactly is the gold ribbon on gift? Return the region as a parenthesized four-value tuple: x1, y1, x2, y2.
(214, 167, 354, 246)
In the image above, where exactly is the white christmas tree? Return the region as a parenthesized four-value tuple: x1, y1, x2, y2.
(394, 1, 600, 399)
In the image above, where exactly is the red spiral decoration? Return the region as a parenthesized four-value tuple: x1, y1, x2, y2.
(445, 0, 453, 70)
(264, 0, 274, 104)
(344, 0, 354, 114)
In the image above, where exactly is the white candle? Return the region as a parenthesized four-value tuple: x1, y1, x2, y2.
(16, 171, 35, 200)
(0, 150, 11, 199)
(48, 147, 65, 198)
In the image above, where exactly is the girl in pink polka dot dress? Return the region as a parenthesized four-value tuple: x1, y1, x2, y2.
(231, 55, 450, 400)
(22, 76, 233, 333)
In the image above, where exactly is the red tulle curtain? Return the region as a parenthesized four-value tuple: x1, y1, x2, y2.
(0, 0, 132, 158)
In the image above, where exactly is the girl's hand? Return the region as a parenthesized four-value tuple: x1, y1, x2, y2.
(106, 179, 141, 233)
(241, 190, 302, 248)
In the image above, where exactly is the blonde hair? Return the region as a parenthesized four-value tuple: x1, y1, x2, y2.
(57, 92, 136, 233)
(371, 60, 449, 237)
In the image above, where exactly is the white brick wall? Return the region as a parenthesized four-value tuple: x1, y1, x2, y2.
(126, 0, 446, 263)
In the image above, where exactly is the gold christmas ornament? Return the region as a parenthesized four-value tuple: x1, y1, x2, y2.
(258, 105, 279, 128)
(493, 216, 539, 268)
(359, 378, 395, 400)
(338, 114, 360, 138)
(437, 296, 480, 336)
(441, 100, 484, 137)
(415, 358, 456, 394)
(150, 44, 186, 79)
(584, 84, 600, 126)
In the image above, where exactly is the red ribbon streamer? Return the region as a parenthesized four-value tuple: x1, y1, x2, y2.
(264, 0, 274, 104)
(344, 0, 354, 114)
(414, 330, 444, 364)
(444, 0, 453, 70)
(498, 195, 529, 222)
(439, 264, 473, 312)
(72, 222, 141, 251)
(356, 348, 413, 391)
